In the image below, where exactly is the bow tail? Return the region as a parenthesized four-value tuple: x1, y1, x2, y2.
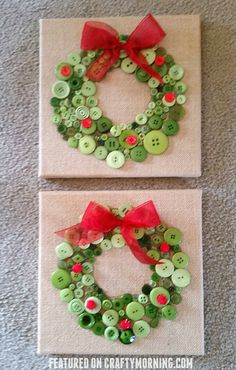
(86, 48, 120, 81)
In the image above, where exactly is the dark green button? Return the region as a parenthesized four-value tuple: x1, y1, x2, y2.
(168, 105, 185, 120)
(142, 284, 152, 295)
(162, 305, 177, 320)
(78, 312, 95, 329)
(92, 321, 106, 335)
(148, 115, 163, 130)
(119, 329, 136, 344)
(162, 119, 179, 136)
(50, 97, 60, 107)
(122, 294, 133, 304)
(130, 146, 147, 162)
(170, 293, 182, 304)
(112, 298, 123, 311)
(149, 317, 159, 328)
(51, 269, 71, 289)
(69, 77, 82, 90)
(145, 304, 157, 318)
(97, 117, 112, 133)
(135, 68, 150, 82)
(105, 137, 119, 152)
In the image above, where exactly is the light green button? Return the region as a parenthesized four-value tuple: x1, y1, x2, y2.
(177, 95, 187, 105)
(141, 48, 156, 64)
(82, 262, 93, 273)
(126, 302, 145, 321)
(118, 204, 132, 217)
(169, 64, 184, 80)
(155, 259, 174, 277)
(51, 113, 62, 124)
(94, 146, 108, 160)
(76, 105, 89, 119)
(74, 288, 84, 298)
(133, 320, 150, 337)
(121, 57, 137, 73)
(100, 239, 112, 250)
(74, 63, 86, 77)
(51, 269, 71, 289)
(72, 94, 85, 107)
(130, 146, 147, 162)
(102, 299, 113, 310)
(81, 81, 96, 96)
(171, 269, 191, 287)
(138, 294, 148, 304)
(102, 309, 119, 326)
(111, 234, 125, 248)
(86, 95, 98, 107)
(67, 137, 78, 148)
(67, 52, 81, 65)
(55, 242, 73, 260)
(172, 252, 189, 269)
(174, 81, 187, 94)
(106, 151, 125, 169)
(60, 288, 74, 302)
(135, 113, 147, 125)
(143, 130, 169, 155)
(147, 250, 160, 261)
(89, 107, 102, 120)
(68, 298, 84, 314)
(148, 77, 160, 88)
(162, 305, 177, 320)
(133, 228, 144, 239)
(82, 274, 95, 286)
(52, 81, 70, 99)
(104, 326, 119, 341)
(164, 227, 182, 246)
(150, 287, 170, 307)
(110, 125, 122, 137)
(79, 136, 96, 154)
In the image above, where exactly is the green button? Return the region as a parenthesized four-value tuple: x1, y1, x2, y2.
(145, 304, 157, 318)
(94, 146, 108, 160)
(148, 77, 160, 88)
(119, 330, 135, 344)
(105, 137, 119, 152)
(150, 287, 170, 307)
(130, 146, 147, 162)
(55, 242, 74, 260)
(79, 136, 96, 154)
(60, 288, 74, 302)
(126, 302, 145, 321)
(171, 269, 191, 287)
(100, 239, 112, 250)
(50, 97, 61, 107)
(78, 312, 95, 328)
(121, 57, 137, 73)
(82, 262, 93, 273)
(71, 272, 82, 282)
(69, 77, 82, 90)
(170, 293, 182, 304)
(133, 228, 145, 239)
(148, 115, 163, 130)
(172, 252, 189, 269)
(55, 63, 73, 81)
(162, 305, 177, 320)
(74, 288, 84, 298)
(81, 81, 96, 96)
(81, 274, 94, 286)
(51, 113, 62, 124)
(97, 117, 113, 133)
(68, 298, 84, 314)
(74, 63, 86, 77)
(135, 68, 150, 82)
(164, 227, 182, 246)
(168, 105, 185, 121)
(110, 125, 122, 137)
(143, 130, 169, 155)
(112, 298, 123, 311)
(76, 105, 89, 119)
(162, 119, 179, 136)
(102, 299, 113, 310)
(72, 253, 85, 263)
(133, 320, 150, 337)
(122, 293, 133, 305)
(155, 258, 174, 277)
(67, 137, 78, 148)
(92, 321, 106, 335)
(51, 269, 71, 289)
(106, 151, 125, 169)
(118, 204, 132, 217)
(102, 309, 119, 326)
(111, 234, 125, 248)
(174, 81, 187, 95)
(67, 52, 81, 65)
(104, 326, 119, 341)
(150, 317, 159, 328)
(52, 81, 70, 99)
(138, 294, 148, 304)
(119, 130, 138, 149)
(135, 113, 147, 125)
(72, 94, 85, 107)
(151, 233, 163, 246)
(86, 95, 98, 107)
(169, 64, 184, 80)
(141, 48, 156, 64)
(147, 250, 160, 260)
(89, 107, 102, 120)
(177, 95, 187, 105)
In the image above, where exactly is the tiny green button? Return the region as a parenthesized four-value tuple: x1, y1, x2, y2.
(148, 115, 163, 130)
(97, 117, 112, 133)
(119, 330, 135, 344)
(78, 312, 95, 328)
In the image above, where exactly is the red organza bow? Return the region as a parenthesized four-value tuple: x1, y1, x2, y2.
(56, 201, 162, 265)
(81, 14, 166, 83)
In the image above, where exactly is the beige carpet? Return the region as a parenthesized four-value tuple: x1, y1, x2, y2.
(0, 0, 235, 369)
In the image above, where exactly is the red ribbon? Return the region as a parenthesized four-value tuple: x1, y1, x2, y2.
(81, 14, 166, 83)
(56, 200, 162, 265)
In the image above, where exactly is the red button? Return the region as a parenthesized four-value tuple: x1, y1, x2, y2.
(60, 65, 72, 77)
(86, 299, 96, 310)
(120, 319, 132, 330)
(164, 92, 176, 103)
(72, 263, 82, 273)
(155, 55, 165, 66)
(81, 118, 92, 128)
(125, 135, 137, 146)
(156, 294, 168, 305)
(160, 243, 170, 253)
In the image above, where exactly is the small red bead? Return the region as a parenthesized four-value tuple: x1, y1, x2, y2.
(60, 65, 71, 77)
(81, 118, 92, 128)
(72, 263, 82, 273)
(160, 242, 170, 253)
(125, 135, 137, 146)
(120, 319, 132, 330)
(86, 299, 96, 310)
(164, 92, 176, 103)
(156, 294, 168, 305)
(155, 55, 165, 66)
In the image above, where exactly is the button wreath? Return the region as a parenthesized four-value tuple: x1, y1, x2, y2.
(51, 201, 191, 344)
(49, 15, 187, 169)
